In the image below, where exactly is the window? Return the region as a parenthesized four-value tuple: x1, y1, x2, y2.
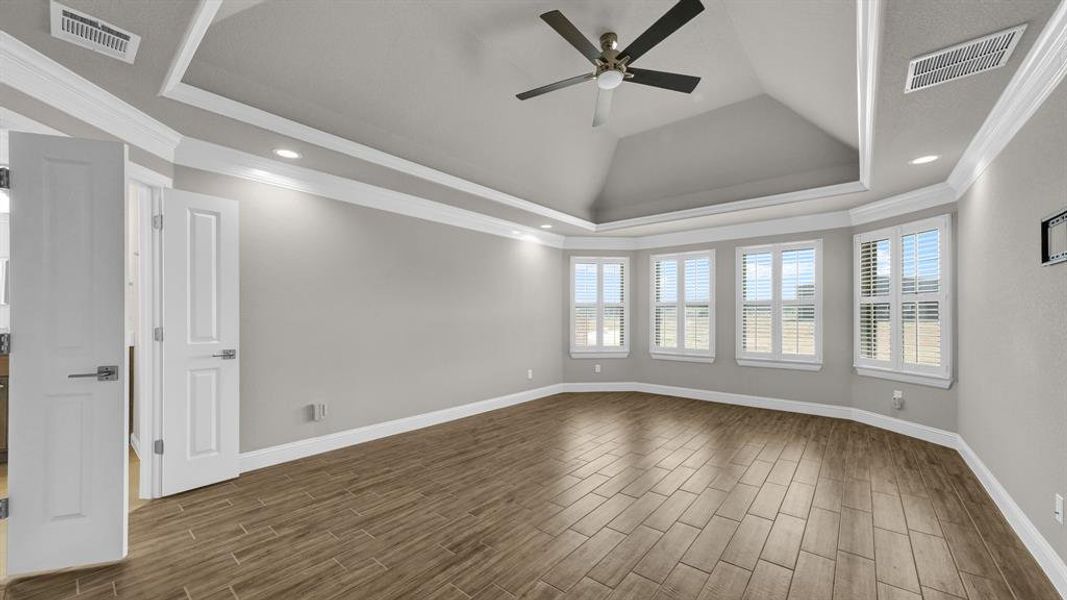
(570, 257, 629, 358)
(650, 250, 715, 362)
(854, 214, 952, 388)
(736, 241, 822, 370)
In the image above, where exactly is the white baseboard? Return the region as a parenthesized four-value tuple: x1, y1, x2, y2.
(239, 383, 567, 473)
(957, 438, 1067, 598)
(235, 379, 1064, 595)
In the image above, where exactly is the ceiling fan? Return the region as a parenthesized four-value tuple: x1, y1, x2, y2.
(516, 0, 705, 127)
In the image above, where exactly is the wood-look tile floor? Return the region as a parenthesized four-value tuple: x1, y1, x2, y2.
(2, 392, 1059, 600)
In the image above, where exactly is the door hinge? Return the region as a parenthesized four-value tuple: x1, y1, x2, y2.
(154, 439, 164, 455)
(0, 167, 9, 190)
(0, 332, 9, 354)
(152, 214, 163, 230)
(153, 327, 163, 342)
(0, 498, 8, 520)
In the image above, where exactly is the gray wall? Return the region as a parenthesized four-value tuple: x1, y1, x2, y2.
(956, 80, 1067, 560)
(563, 217, 959, 432)
(175, 168, 564, 452)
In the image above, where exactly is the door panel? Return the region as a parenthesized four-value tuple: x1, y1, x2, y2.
(8, 133, 127, 575)
(162, 189, 238, 496)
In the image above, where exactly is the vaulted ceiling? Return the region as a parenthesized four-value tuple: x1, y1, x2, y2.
(0, 0, 1060, 236)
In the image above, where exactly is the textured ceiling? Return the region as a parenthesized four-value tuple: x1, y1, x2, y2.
(0, 0, 1060, 236)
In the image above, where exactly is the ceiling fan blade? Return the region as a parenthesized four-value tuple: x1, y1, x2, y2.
(626, 67, 701, 93)
(592, 87, 613, 127)
(540, 10, 601, 64)
(516, 73, 595, 100)
(617, 0, 705, 64)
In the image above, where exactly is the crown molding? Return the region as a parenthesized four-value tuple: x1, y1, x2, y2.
(948, 0, 1067, 196)
(0, 32, 182, 162)
(565, 210, 853, 251)
(594, 180, 866, 232)
(174, 137, 565, 248)
(159, 0, 221, 96)
(848, 182, 956, 226)
(856, 0, 883, 188)
(159, 0, 877, 234)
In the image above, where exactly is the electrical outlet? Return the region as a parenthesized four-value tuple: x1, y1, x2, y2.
(527, 369, 534, 380)
(310, 403, 328, 422)
(892, 390, 904, 410)
(1056, 493, 1064, 524)
(594, 363, 602, 374)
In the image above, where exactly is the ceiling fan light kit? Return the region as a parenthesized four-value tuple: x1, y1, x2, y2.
(516, 0, 705, 127)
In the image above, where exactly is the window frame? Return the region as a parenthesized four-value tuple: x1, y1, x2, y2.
(648, 250, 716, 363)
(853, 214, 953, 388)
(569, 256, 630, 359)
(735, 240, 823, 371)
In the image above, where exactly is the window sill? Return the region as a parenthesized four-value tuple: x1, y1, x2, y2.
(570, 351, 630, 359)
(854, 366, 953, 389)
(737, 358, 822, 372)
(650, 353, 715, 364)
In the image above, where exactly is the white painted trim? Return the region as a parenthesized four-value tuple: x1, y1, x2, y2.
(650, 353, 715, 364)
(595, 181, 867, 232)
(948, 0, 1067, 197)
(235, 379, 1063, 594)
(568, 256, 631, 356)
(957, 438, 1067, 598)
(174, 138, 566, 248)
(0, 32, 182, 162)
(854, 367, 954, 389)
(570, 352, 630, 360)
(856, 0, 882, 188)
(159, 0, 222, 96)
(162, 80, 596, 231)
(648, 249, 716, 359)
(736, 359, 822, 372)
(127, 163, 173, 189)
(848, 183, 956, 227)
(239, 383, 569, 472)
(129, 433, 141, 460)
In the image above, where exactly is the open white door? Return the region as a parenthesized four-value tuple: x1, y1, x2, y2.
(7, 133, 128, 575)
(161, 189, 239, 496)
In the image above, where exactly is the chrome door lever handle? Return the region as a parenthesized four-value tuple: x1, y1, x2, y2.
(68, 365, 119, 381)
(211, 349, 237, 360)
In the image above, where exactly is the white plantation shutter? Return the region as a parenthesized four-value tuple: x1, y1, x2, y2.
(571, 257, 629, 356)
(736, 242, 822, 367)
(650, 251, 714, 358)
(858, 238, 892, 362)
(781, 248, 817, 357)
(853, 215, 952, 387)
(741, 251, 773, 354)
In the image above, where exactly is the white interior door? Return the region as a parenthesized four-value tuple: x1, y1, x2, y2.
(7, 133, 128, 576)
(161, 189, 239, 496)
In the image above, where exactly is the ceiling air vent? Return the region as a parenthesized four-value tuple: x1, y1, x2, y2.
(50, 1, 141, 64)
(904, 24, 1026, 93)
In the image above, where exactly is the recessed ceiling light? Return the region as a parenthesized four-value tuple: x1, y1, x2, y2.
(909, 154, 939, 165)
(540, 224, 553, 229)
(273, 148, 301, 159)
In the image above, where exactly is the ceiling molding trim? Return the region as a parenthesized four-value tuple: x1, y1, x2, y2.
(848, 183, 956, 227)
(159, 0, 596, 231)
(0, 32, 183, 162)
(1, 107, 175, 188)
(594, 180, 866, 232)
(174, 137, 566, 248)
(565, 211, 853, 252)
(856, 0, 883, 188)
(947, 0, 1067, 197)
(159, 0, 222, 96)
